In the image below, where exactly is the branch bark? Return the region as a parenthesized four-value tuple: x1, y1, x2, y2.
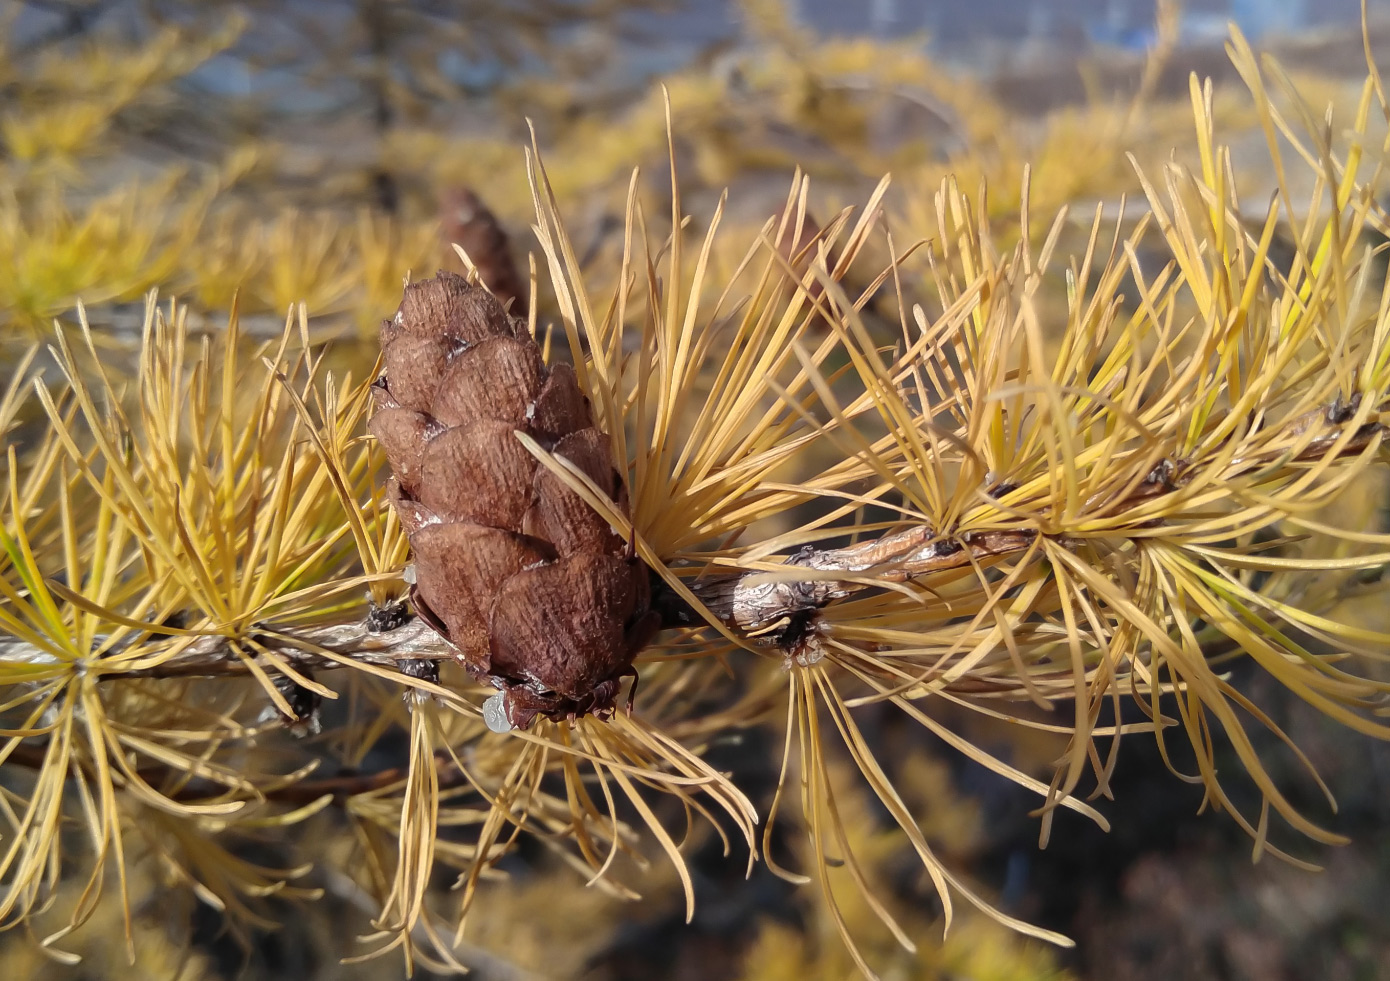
(0, 616, 454, 676)
(3, 737, 467, 806)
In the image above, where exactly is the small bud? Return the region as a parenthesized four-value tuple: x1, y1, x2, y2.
(365, 599, 412, 633)
(261, 673, 323, 737)
(397, 657, 441, 708)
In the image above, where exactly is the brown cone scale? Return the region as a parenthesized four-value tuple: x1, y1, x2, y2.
(370, 272, 655, 729)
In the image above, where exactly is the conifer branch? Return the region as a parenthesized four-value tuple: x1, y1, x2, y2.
(2, 406, 1378, 680)
(665, 412, 1387, 633)
(0, 615, 452, 676)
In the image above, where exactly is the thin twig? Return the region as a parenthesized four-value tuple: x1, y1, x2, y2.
(3, 737, 466, 805)
(0, 616, 452, 675)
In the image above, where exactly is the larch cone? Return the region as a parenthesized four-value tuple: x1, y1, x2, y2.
(369, 272, 655, 730)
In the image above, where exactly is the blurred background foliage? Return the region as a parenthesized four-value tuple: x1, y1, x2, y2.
(2, 1, 1390, 979)
(5, 0, 1374, 340)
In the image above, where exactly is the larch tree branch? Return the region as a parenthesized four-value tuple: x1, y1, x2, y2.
(2, 409, 1379, 682)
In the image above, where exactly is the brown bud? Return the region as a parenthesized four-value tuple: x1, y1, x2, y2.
(440, 187, 529, 319)
(385, 479, 439, 538)
(381, 334, 455, 412)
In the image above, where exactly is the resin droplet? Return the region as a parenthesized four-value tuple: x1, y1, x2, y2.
(482, 693, 513, 733)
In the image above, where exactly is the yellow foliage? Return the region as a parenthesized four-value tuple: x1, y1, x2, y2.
(1, 102, 118, 172)
(0, 178, 207, 328)
(0, 22, 242, 170)
(736, 759, 1070, 981)
(0, 867, 218, 978)
(186, 206, 441, 327)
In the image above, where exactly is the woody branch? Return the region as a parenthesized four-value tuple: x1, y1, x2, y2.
(0, 411, 1381, 678)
